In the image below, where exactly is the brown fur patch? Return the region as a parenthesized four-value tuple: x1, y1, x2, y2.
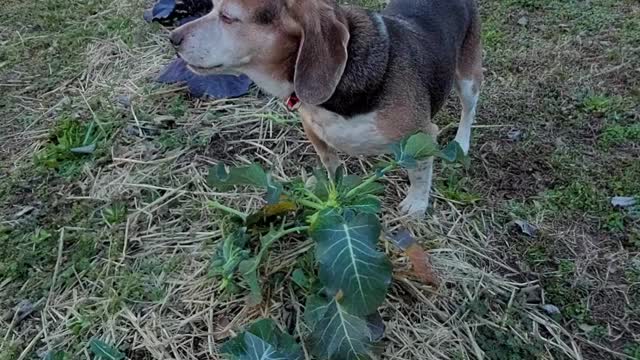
(287, 0, 350, 105)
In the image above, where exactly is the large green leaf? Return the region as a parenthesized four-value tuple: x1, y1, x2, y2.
(342, 195, 381, 215)
(338, 175, 384, 199)
(88, 339, 124, 360)
(393, 132, 439, 168)
(311, 211, 392, 316)
(221, 319, 303, 360)
(306, 295, 373, 360)
(404, 132, 439, 159)
(246, 319, 301, 355)
(209, 163, 267, 190)
(242, 333, 293, 360)
(208, 163, 282, 204)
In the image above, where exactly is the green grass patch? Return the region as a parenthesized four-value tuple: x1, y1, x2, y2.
(599, 123, 640, 148)
(546, 180, 605, 214)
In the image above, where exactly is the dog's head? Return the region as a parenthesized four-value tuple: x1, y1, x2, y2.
(170, 0, 350, 104)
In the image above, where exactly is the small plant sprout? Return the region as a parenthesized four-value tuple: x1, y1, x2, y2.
(206, 133, 467, 359)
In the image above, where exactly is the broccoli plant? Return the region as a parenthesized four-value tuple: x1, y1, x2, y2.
(207, 133, 466, 359)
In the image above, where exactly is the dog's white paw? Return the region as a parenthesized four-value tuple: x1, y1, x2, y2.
(399, 194, 429, 218)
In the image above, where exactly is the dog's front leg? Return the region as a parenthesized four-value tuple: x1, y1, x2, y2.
(399, 157, 434, 217)
(301, 115, 340, 179)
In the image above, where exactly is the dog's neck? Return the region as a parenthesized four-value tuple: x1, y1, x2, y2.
(320, 8, 390, 117)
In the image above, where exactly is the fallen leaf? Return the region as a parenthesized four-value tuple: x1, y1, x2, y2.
(507, 128, 524, 141)
(115, 95, 131, 108)
(515, 220, 538, 237)
(70, 144, 96, 154)
(157, 58, 252, 99)
(517, 16, 529, 26)
(387, 229, 439, 286)
(143, 0, 212, 26)
(153, 115, 177, 129)
(246, 202, 297, 227)
(405, 244, 440, 287)
(386, 228, 415, 251)
(611, 196, 637, 208)
(578, 323, 596, 333)
(3, 300, 36, 323)
(541, 304, 560, 315)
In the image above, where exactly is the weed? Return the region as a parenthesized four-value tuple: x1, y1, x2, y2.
(102, 202, 128, 225)
(157, 130, 188, 151)
(477, 326, 545, 360)
(439, 169, 481, 205)
(480, 10, 508, 52)
(505, 0, 550, 10)
(0, 344, 20, 360)
(624, 342, 640, 360)
(465, 292, 547, 360)
(599, 123, 640, 148)
(525, 244, 549, 265)
(546, 180, 605, 214)
(168, 96, 188, 118)
(34, 118, 102, 177)
(581, 94, 617, 115)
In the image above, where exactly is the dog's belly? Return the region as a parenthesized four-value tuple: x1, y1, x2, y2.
(302, 106, 392, 156)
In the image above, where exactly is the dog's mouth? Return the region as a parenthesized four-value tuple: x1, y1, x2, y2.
(187, 63, 225, 75)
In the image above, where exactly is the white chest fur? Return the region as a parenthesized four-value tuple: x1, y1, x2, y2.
(301, 105, 392, 156)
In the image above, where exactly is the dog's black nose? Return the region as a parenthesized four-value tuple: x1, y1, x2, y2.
(169, 31, 184, 47)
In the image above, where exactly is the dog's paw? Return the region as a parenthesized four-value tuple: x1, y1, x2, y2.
(399, 195, 429, 218)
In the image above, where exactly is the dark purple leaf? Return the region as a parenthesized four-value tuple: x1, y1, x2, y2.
(152, 0, 176, 20)
(611, 196, 637, 208)
(385, 228, 415, 251)
(366, 311, 385, 342)
(515, 219, 538, 237)
(144, 0, 213, 26)
(158, 58, 252, 98)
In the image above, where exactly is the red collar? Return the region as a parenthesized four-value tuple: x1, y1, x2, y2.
(285, 94, 301, 111)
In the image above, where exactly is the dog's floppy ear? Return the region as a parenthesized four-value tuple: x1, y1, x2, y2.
(292, 2, 349, 105)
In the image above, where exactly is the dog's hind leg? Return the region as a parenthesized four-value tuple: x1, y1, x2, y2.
(454, 14, 483, 155)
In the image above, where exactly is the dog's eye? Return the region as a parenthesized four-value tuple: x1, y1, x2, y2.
(220, 12, 239, 24)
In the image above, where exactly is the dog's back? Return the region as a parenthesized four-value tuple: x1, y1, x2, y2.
(380, 0, 480, 117)
(383, 0, 476, 46)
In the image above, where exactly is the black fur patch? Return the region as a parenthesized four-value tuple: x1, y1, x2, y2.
(255, 5, 277, 25)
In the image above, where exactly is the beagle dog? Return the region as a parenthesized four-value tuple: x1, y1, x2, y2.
(170, 0, 483, 217)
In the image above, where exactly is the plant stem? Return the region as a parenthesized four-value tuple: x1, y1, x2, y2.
(345, 163, 397, 199)
(278, 225, 310, 237)
(297, 198, 325, 210)
(303, 189, 324, 205)
(249, 225, 311, 272)
(209, 200, 248, 221)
